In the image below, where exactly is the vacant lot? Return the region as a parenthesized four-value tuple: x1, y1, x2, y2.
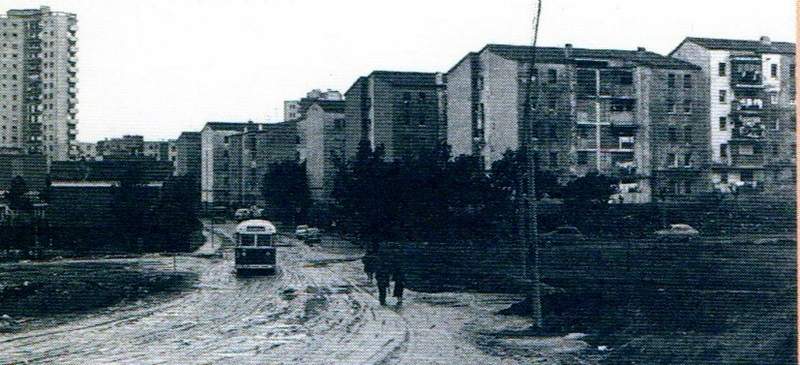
(0, 260, 198, 330)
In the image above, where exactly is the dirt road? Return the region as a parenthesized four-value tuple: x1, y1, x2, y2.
(0, 229, 591, 364)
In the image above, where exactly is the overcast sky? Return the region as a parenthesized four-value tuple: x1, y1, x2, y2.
(3, 0, 796, 142)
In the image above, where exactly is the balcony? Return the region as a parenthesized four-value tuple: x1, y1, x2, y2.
(68, 56, 78, 64)
(68, 66, 78, 74)
(576, 137, 597, 150)
(732, 99, 765, 114)
(69, 97, 78, 104)
(731, 58, 763, 88)
(69, 108, 78, 115)
(67, 35, 77, 43)
(67, 119, 77, 128)
(68, 45, 79, 54)
(576, 98, 638, 126)
(68, 87, 78, 95)
(731, 117, 765, 140)
(68, 76, 78, 84)
(69, 25, 78, 32)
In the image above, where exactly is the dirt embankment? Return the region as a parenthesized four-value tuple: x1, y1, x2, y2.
(0, 261, 198, 331)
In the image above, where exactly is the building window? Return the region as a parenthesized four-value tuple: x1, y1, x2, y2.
(666, 99, 675, 113)
(790, 64, 795, 79)
(739, 145, 754, 156)
(683, 74, 692, 89)
(718, 62, 727, 77)
(476, 76, 484, 90)
(668, 126, 677, 141)
(719, 116, 727, 130)
(684, 153, 692, 167)
(577, 151, 589, 165)
(771, 64, 778, 78)
(548, 124, 557, 139)
(683, 100, 692, 113)
(667, 74, 675, 88)
(618, 71, 633, 85)
(719, 90, 727, 103)
(773, 119, 780, 131)
(547, 69, 557, 84)
(773, 144, 779, 155)
(667, 153, 677, 167)
(770, 93, 778, 104)
(741, 170, 754, 182)
(720, 143, 728, 159)
(549, 152, 558, 168)
(610, 98, 635, 112)
(684, 126, 692, 144)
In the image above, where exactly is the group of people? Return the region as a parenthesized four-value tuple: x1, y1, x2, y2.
(361, 243, 405, 306)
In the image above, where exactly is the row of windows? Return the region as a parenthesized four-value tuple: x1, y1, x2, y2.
(718, 62, 795, 78)
(667, 74, 692, 89)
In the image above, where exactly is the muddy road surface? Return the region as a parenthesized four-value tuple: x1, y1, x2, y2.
(0, 230, 587, 364)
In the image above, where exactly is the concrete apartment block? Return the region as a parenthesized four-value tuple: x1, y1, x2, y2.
(446, 44, 709, 203)
(671, 36, 796, 198)
(343, 71, 446, 162)
(175, 131, 201, 177)
(298, 100, 346, 208)
(0, 6, 78, 161)
(200, 122, 253, 207)
(226, 121, 298, 207)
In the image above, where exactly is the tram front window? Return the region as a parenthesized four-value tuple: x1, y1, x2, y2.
(256, 235, 273, 247)
(240, 234, 256, 246)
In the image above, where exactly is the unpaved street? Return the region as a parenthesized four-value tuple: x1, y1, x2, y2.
(0, 229, 592, 364)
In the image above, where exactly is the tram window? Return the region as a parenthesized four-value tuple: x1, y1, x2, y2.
(240, 234, 255, 245)
(257, 235, 273, 247)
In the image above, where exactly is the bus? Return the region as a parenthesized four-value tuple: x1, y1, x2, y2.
(234, 219, 277, 275)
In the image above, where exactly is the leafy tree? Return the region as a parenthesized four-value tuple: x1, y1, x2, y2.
(150, 175, 201, 252)
(561, 172, 619, 208)
(111, 164, 147, 251)
(489, 150, 563, 200)
(262, 160, 311, 225)
(8, 176, 32, 212)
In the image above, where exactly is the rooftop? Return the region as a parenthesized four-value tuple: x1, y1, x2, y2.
(313, 100, 346, 114)
(51, 160, 174, 183)
(203, 121, 259, 131)
(484, 44, 700, 70)
(678, 37, 795, 55)
(370, 70, 441, 86)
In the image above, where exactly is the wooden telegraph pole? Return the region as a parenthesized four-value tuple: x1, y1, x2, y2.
(518, 0, 544, 328)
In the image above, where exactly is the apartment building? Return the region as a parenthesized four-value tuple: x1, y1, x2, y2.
(447, 44, 709, 203)
(226, 122, 298, 207)
(344, 71, 446, 161)
(0, 153, 47, 191)
(670, 36, 796, 198)
(0, 6, 78, 161)
(174, 131, 201, 177)
(73, 141, 95, 160)
(297, 100, 346, 208)
(284, 89, 343, 122)
(143, 140, 176, 162)
(200, 122, 253, 208)
(96, 135, 144, 159)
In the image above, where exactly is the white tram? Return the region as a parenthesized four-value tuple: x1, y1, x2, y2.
(234, 219, 277, 275)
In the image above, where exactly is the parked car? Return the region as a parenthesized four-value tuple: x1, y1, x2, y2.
(753, 237, 796, 246)
(305, 228, 321, 245)
(234, 208, 251, 221)
(295, 225, 310, 238)
(654, 224, 699, 242)
(541, 226, 586, 244)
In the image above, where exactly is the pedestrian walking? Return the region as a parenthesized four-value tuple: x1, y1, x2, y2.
(391, 262, 405, 305)
(375, 256, 391, 306)
(362, 243, 378, 284)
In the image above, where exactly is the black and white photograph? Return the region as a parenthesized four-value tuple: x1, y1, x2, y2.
(0, 0, 796, 363)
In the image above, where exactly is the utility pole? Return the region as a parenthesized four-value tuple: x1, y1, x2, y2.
(518, 0, 544, 328)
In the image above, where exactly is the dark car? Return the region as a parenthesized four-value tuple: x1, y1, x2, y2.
(541, 226, 586, 244)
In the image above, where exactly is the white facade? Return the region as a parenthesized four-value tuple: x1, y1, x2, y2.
(0, 6, 78, 161)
